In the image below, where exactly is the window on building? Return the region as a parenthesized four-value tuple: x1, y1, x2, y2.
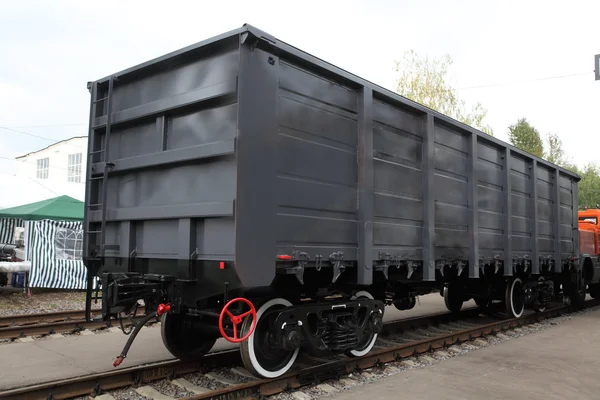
(36, 158, 49, 179)
(55, 226, 83, 261)
(67, 153, 82, 183)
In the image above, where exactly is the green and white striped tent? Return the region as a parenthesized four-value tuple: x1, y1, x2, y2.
(0, 218, 24, 244)
(0, 195, 87, 289)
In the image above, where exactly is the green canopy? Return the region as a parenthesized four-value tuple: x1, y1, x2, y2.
(0, 195, 84, 221)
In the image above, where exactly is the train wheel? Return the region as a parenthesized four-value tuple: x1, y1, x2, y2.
(240, 298, 299, 379)
(161, 313, 217, 360)
(569, 272, 587, 306)
(570, 284, 586, 306)
(443, 284, 463, 314)
(345, 290, 379, 357)
(505, 277, 525, 318)
(474, 298, 490, 309)
(533, 277, 547, 313)
(590, 284, 600, 299)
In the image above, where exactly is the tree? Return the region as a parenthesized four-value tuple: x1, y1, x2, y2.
(507, 118, 544, 158)
(393, 50, 598, 208)
(561, 161, 579, 174)
(577, 163, 600, 209)
(545, 132, 565, 165)
(507, 119, 598, 208)
(544, 132, 579, 172)
(394, 50, 494, 136)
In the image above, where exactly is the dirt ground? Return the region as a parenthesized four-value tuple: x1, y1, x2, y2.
(0, 288, 100, 316)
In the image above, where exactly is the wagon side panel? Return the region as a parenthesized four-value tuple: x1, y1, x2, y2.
(371, 95, 426, 277)
(476, 139, 508, 267)
(432, 121, 471, 263)
(273, 58, 360, 270)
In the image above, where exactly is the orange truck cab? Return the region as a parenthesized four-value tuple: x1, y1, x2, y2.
(579, 209, 600, 298)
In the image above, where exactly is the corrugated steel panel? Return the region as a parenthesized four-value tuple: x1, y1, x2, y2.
(83, 24, 581, 289)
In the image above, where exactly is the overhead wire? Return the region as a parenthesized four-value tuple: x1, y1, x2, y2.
(3, 123, 86, 129)
(26, 176, 60, 196)
(0, 123, 89, 189)
(456, 71, 592, 91)
(0, 126, 87, 149)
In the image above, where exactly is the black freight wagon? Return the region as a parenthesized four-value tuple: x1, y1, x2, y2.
(83, 24, 584, 378)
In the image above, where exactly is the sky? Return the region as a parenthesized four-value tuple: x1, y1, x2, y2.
(0, 0, 598, 178)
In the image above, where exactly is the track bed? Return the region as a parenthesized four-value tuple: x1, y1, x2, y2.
(3, 299, 596, 400)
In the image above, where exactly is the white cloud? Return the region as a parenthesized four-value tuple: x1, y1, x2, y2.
(0, 0, 598, 179)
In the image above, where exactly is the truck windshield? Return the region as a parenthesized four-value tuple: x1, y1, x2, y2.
(579, 217, 598, 224)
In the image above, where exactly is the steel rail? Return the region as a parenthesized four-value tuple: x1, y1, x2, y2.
(0, 352, 242, 400)
(0, 317, 152, 340)
(0, 300, 595, 400)
(0, 309, 102, 328)
(0, 306, 147, 327)
(0, 307, 147, 340)
(0, 306, 489, 399)
(186, 301, 594, 400)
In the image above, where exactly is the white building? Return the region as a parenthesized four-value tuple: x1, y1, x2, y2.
(11, 136, 88, 205)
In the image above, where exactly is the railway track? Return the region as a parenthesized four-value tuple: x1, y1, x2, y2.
(0, 307, 147, 340)
(2, 299, 597, 400)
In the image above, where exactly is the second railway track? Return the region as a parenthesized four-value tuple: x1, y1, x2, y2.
(0, 307, 147, 340)
(2, 299, 597, 400)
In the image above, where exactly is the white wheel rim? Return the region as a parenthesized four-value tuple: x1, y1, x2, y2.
(348, 290, 378, 357)
(510, 278, 524, 318)
(246, 298, 299, 379)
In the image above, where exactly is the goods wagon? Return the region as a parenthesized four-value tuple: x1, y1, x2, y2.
(83, 24, 584, 378)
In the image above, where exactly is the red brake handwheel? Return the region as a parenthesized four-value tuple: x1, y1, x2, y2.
(218, 297, 257, 343)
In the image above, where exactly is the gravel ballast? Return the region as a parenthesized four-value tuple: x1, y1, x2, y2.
(283, 305, 600, 399)
(0, 288, 101, 317)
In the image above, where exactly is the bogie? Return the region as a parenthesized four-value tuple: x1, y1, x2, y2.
(439, 264, 585, 319)
(235, 292, 384, 378)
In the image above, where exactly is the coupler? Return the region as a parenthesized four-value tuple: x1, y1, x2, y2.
(112, 303, 171, 367)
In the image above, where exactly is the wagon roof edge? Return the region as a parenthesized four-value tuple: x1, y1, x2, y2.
(88, 23, 581, 181)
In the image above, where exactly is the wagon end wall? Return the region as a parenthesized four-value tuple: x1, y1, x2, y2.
(84, 34, 242, 281)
